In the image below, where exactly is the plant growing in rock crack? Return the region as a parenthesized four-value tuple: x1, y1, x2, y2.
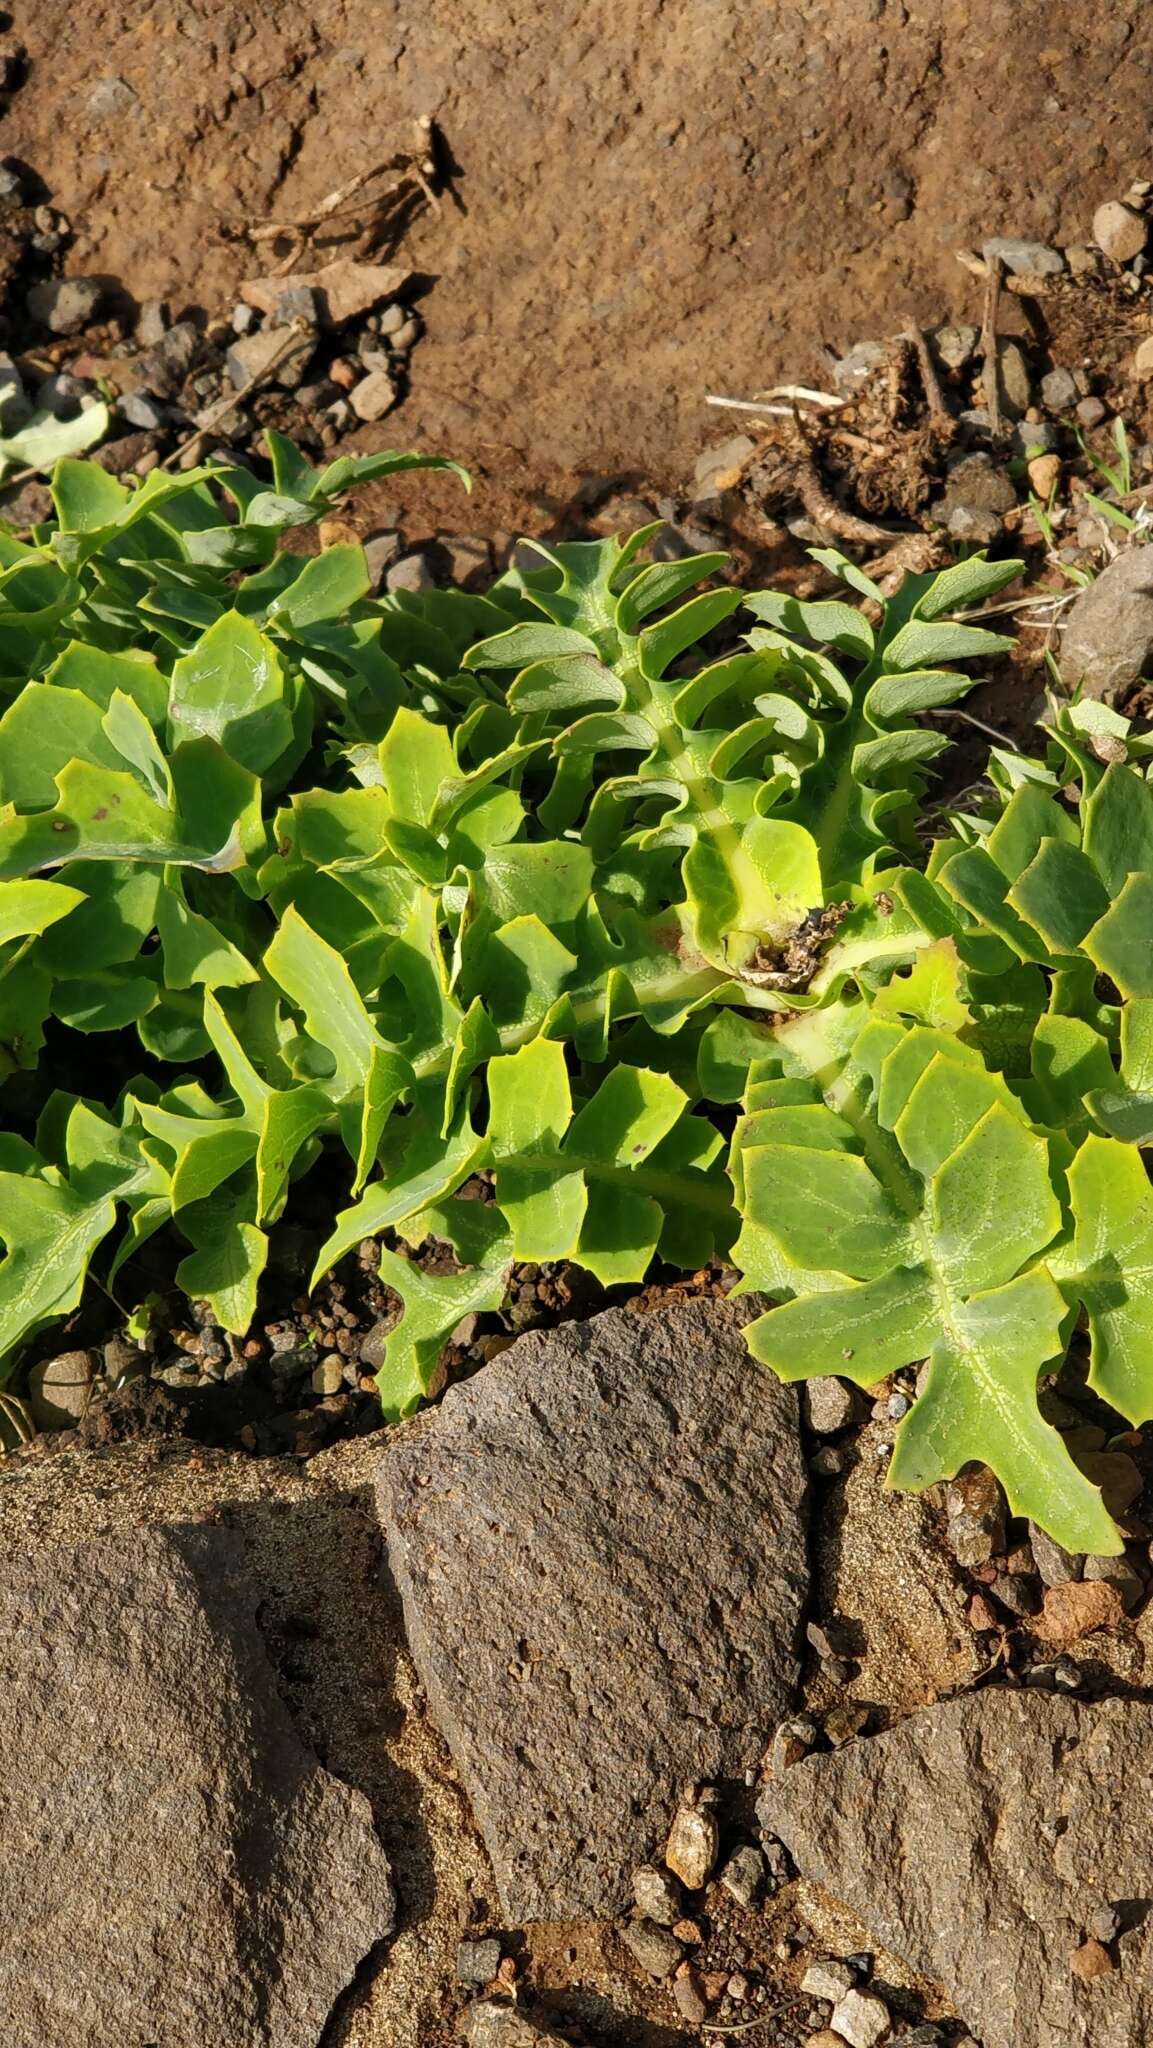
(0, 437, 1148, 1551)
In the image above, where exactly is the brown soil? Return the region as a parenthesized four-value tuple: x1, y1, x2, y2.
(8, 0, 1153, 507)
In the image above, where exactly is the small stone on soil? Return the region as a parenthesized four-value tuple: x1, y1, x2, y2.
(944, 1467, 1006, 1567)
(1090, 1903, 1122, 1944)
(997, 339, 1032, 416)
(1040, 367, 1079, 412)
(1029, 1522, 1082, 1587)
(621, 1916, 683, 1979)
(801, 1958, 858, 2001)
(632, 1861, 682, 1925)
(1093, 199, 1148, 263)
(983, 237, 1064, 278)
(830, 1988, 891, 2048)
(226, 325, 313, 392)
(350, 367, 398, 421)
(26, 275, 103, 335)
(824, 1701, 869, 1746)
(673, 1969, 708, 2025)
(719, 1843, 765, 1907)
(386, 552, 437, 595)
(27, 1349, 94, 1429)
(665, 1790, 720, 1889)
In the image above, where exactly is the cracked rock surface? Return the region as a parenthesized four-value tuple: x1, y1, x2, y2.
(1, 1525, 396, 2048)
(377, 1298, 807, 1919)
(758, 1689, 1153, 2048)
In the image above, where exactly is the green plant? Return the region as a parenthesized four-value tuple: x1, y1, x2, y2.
(0, 442, 1149, 1551)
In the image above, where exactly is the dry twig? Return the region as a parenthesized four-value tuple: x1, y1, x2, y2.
(979, 248, 1005, 443)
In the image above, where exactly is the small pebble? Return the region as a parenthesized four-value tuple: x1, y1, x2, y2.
(804, 1377, 860, 1434)
(1132, 336, 1153, 381)
(1076, 395, 1107, 428)
(945, 1468, 1006, 1567)
(993, 1571, 1038, 1617)
(672, 1969, 708, 2026)
(671, 1917, 704, 1945)
(1089, 1903, 1122, 1943)
(810, 1445, 849, 1477)
(632, 1862, 682, 1926)
(1040, 367, 1079, 412)
(801, 1958, 857, 2001)
(824, 1701, 869, 1747)
(665, 1790, 720, 1890)
(1093, 198, 1148, 264)
(830, 1987, 891, 2048)
(349, 367, 398, 422)
(983, 237, 1065, 279)
(621, 1917, 683, 1980)
(386, 552, 437, 595)
(719, 1843, 765, 1908)
(806, 1618, 856, 1661)
(932, 322, 979, 370)
(26, 275, 103, 336)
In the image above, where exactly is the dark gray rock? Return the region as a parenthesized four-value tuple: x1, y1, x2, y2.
(139, 317, 200, 398)
(621, 1917, 684, 1979)
(1041, 367, 1079, 413)
(1060, 545, 1153, 701)
(386, 551, 436, 594)
(26, 275, 103, 335)
(932, 451, 1016, 537)
(757, 1691, 1153, 2048)
(0, 1528, 395, 2047)
(983, 238, 1065, 279)
(226, 324, 314, 393)
(377, 1300, 807, 1919)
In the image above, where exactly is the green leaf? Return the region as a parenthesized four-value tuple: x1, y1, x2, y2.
(176, 1180, 267, 1333)
(1058, 1135, 1153, 1425)
(0, 683, 121, 807)
(169, 610, 294, 773)
(264, 905, 379, 1100)
(488, 1038, 586, 1259)
(0, 403, 109, 477)
(741, 1021, 1111, 1552)
(156, 875, 259, 989)
(267, 544, 370, 628)
(882, 618, 1015, 670)
(0, 1166, 116, 1379)
(0, 877, 84, 946)
(1083, 872, 1153, 997)
(1082, 762, 1153, 896)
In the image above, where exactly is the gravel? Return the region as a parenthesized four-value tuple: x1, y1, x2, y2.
(26, 275, 103, 335)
